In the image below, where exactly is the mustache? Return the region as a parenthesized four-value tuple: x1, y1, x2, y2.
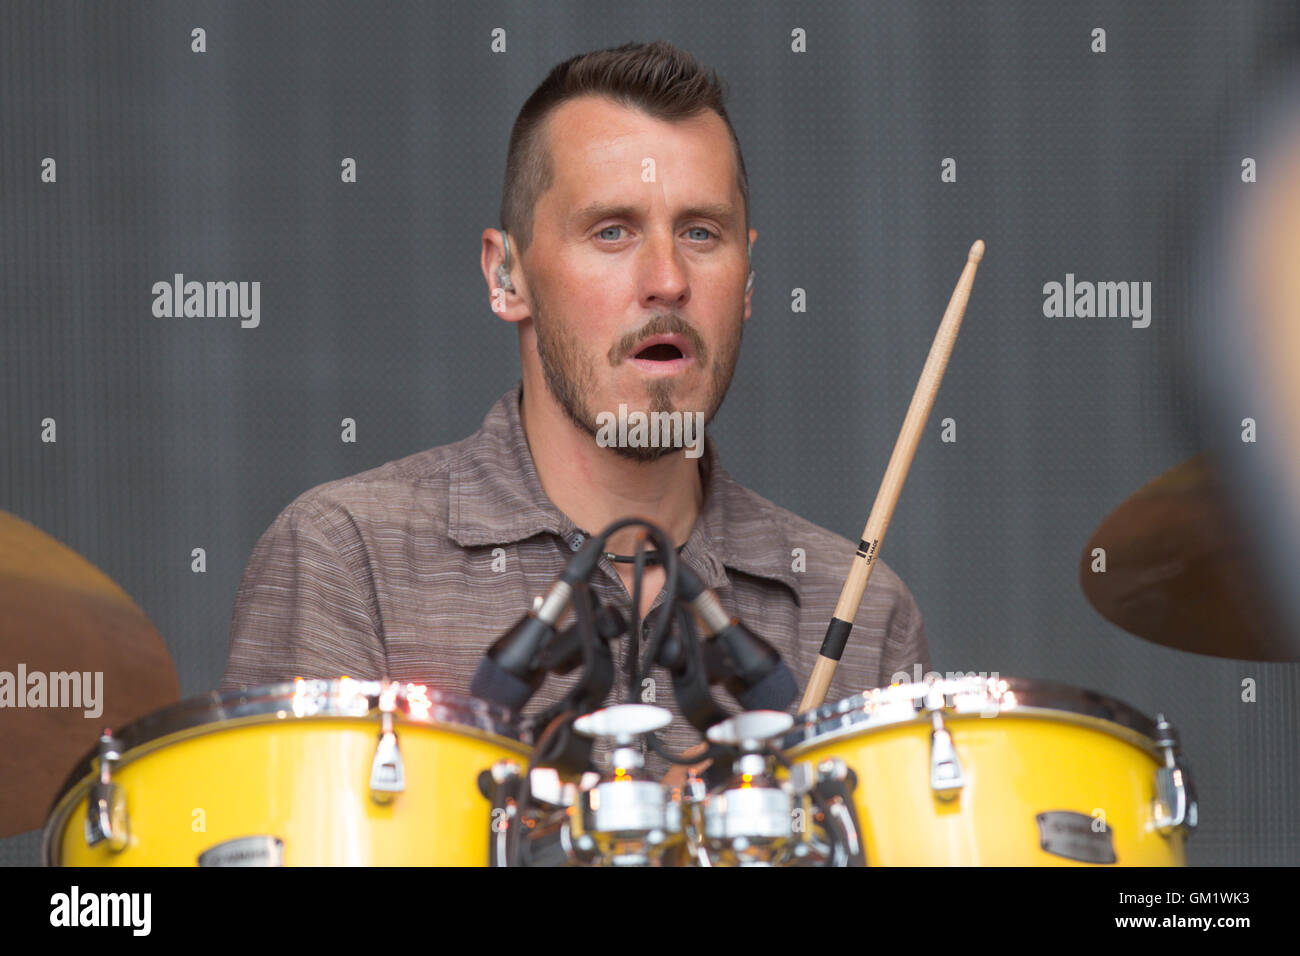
(608, 313, 707, 366)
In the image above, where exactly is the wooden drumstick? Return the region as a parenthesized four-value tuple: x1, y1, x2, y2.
(798, 240, 985, 713)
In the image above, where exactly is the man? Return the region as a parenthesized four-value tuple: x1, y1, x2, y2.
(222, 41, 929, 776)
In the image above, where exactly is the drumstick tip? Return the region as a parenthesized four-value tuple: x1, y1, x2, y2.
(968, 239, 985, 264)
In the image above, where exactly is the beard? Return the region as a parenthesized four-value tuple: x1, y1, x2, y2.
(530, 288, 743, 463)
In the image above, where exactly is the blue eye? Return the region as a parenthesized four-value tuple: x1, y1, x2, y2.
(595, 225, 718, 243)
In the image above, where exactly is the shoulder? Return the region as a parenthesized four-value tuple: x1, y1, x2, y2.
(264, 435, 473, 545)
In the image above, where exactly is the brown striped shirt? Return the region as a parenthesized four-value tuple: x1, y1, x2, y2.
(221, 382, 929, 776)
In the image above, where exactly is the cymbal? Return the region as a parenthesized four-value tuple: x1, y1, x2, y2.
(0, 511, 179, 838)
(1080, 455, 1295, 662)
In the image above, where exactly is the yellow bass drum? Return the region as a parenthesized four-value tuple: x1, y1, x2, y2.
(782, 676, 1197, 866)
(44, 679, 531, 866)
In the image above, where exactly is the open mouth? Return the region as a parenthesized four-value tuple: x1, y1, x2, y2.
(626, 335, 694, 375)
(635, 343, 685, 361)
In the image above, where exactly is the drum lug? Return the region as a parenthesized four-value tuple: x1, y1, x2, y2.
(369, 709, 406, 803)
(801, 758, 866, 867)
(676, 775, 713, 867)
(84, 730, 130, 852)
(484, 759, 526, 867)
(1152, 714, 1198, 835)
(927, 710, 965, 799)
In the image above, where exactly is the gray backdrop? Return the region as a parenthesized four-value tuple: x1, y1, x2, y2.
(3, 1, 1298, 866)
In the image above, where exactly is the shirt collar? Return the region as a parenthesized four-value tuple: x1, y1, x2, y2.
(448, 382, 801, 604)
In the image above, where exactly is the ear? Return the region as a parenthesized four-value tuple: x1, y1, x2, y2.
(743, 227, 757, 322)
(481, 228, 530, 323)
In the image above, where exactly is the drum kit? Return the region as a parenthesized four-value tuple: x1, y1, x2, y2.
(37, 671, 1198, 867)
(10, 232, 1298, 866)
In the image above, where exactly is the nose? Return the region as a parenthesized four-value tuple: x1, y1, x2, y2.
(639, 231, 690, 309)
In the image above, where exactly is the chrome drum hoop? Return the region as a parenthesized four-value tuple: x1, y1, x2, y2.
(781, 675, 1163, 758)
(47, 679, 531, 817)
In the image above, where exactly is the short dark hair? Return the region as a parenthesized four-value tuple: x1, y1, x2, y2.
(499, 41, 750, 259)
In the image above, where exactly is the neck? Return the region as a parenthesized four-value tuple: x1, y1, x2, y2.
(520, 376, 705, 557)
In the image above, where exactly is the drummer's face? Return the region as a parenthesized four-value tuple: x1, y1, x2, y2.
(521, 95, 754, 457)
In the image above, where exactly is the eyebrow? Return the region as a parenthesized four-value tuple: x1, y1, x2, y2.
(569, 201, 738, 231)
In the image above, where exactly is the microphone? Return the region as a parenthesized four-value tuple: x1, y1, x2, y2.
(470, 614, 551, 710)
(470, 535, 608, 709)
(538, 603, 627, 673)
(673, 562, 798, 711)
(714, 622, 799, 711)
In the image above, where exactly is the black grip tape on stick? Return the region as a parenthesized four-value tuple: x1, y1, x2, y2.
(818, 616, 854, 661)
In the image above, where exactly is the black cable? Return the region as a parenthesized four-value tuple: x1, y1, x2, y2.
(626, 532, 649, 703)
(599, 519, 730, 765)
(522, 517, 725, 773)
(808, 785, 846, 867)
(643, 602, 732, 766)
(637, 560, 680, 690)
(645, 731, 728, 767)
(530, 580, 603, 736)
(582, 517, 723, 765)
(593, 517, 679, 698)
(504, 519, 719, 861)
(573, 579, 600, 706)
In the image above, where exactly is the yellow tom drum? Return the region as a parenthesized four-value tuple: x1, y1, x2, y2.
(44, 679, 531, 866)
(782, 676, 1197, 866)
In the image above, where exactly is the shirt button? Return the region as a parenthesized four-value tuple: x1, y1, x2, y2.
(567, 531, 586, 551)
